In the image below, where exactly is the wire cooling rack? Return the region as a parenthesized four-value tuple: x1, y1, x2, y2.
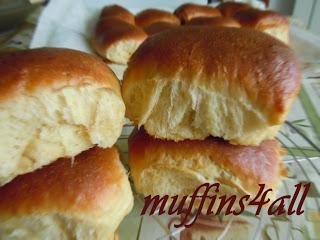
(117, 120, 320, 240)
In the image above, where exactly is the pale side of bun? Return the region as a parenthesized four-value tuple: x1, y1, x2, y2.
(0, 147, 133, 240)
(234, 9, 290, 44)
(100, 5, 135, 24)
(186, 16, 241, 28)
(122, 27, 301, 145)
(174, 3, 221, 24)
(135, 9, 180, 28)
(144, 22, 178, 36)
(92, 18, 147, 64)
(217, 2, 252, 17)
(129, 128, 287, 200)
(0, 48, 125, 186)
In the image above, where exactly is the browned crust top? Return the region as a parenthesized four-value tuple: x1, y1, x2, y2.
(0, 48, 121, 101)
(186, 16, 241, 28)
(100, 4, 135, 24)
(0, 147, 128, 217)
(174, 3, 221, 23)
(144, 22, 178, 35)
(135, 9, 180, 28)
(217, 2, 253, 17)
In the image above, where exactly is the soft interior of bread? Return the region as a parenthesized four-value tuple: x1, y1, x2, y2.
(136, 156, 249, 197)
(106, 40, 143, 64)
(126, 79, 280, 145)
(0, 84, 125, 186)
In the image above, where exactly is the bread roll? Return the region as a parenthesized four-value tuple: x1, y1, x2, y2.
(186, 16, 241, 28)
(129, 128, 287, 201)
(135, 9, 180, 28)
(122, 27, 301, 145)
(234, 9, 290, 44)
(174, 3, 221, 24)
(0, 146, 133, 240)
(144, 22, 178, 36)
(0, 48, 125, 186)
(217, 2, 252, 17)
(100, 4, 135, 24)
(91, 17, 147, 64)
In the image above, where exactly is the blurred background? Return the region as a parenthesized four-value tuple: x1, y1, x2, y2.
(0, 0, 319, 34)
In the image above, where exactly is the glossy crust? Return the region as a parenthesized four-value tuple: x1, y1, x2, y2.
(174, 3, 221, 24)
(100, 4, 135, 24)
(122, 27, 301, 145)
(186, 16, 241, 28)
(135, 9, 180, 28)
(91, 17, 147, 60)
(144, 22, 178, 36)
(217, 2, 252, 17)
(0, 48, 121, 101)
(234, 8, 289, 30)
(129, 128, 287, 196)
(0, 147, 133, 239)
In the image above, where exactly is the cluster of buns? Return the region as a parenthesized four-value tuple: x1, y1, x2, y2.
(124, 25, 301, 206)
(91, 5, 181, 64)
(92, 3, 290, 66)
(0, 48, 133, 239)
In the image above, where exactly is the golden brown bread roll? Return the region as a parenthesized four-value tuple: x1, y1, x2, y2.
(91, 17, 147, 64)
(122, 27, 301, 145)
(144, 22, 178, 36)
(135, 9, 180, 28)
(174, 3, 221, 24)
(100, 4, 135, 24)
(129, 128, 287, 201)
(0, 48, 125, 186)
(0, 146, 133, 240)
(186, 16, 241, 28)
(217, 2, 252, 17)
(234, 9, 290, 44)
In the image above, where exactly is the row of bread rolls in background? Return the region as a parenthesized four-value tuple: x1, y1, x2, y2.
(123, 26, 300, 207)
(91, 2, 289, 65)
(0, 48, 133, 239)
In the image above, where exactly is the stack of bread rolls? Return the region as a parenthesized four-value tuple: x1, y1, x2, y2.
(123, 26, 301, 208)
(0, 48, 133, 239)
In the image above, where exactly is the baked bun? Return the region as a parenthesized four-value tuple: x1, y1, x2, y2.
(0, 146, 133, 240)
(100, 4, 135, 24)
(234, 9, 290, 43)
(186, 16, 241, 28)
(174, 3, 221, 24)
(129, 128, 287, 200)
(144, 22, 178, 36)
(91, 17, 147, 64)
(217, 2, 252, 17)
(0, 48, 125, 186)
(135, 9, 180, 28)
(122, 27, 301, 145)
